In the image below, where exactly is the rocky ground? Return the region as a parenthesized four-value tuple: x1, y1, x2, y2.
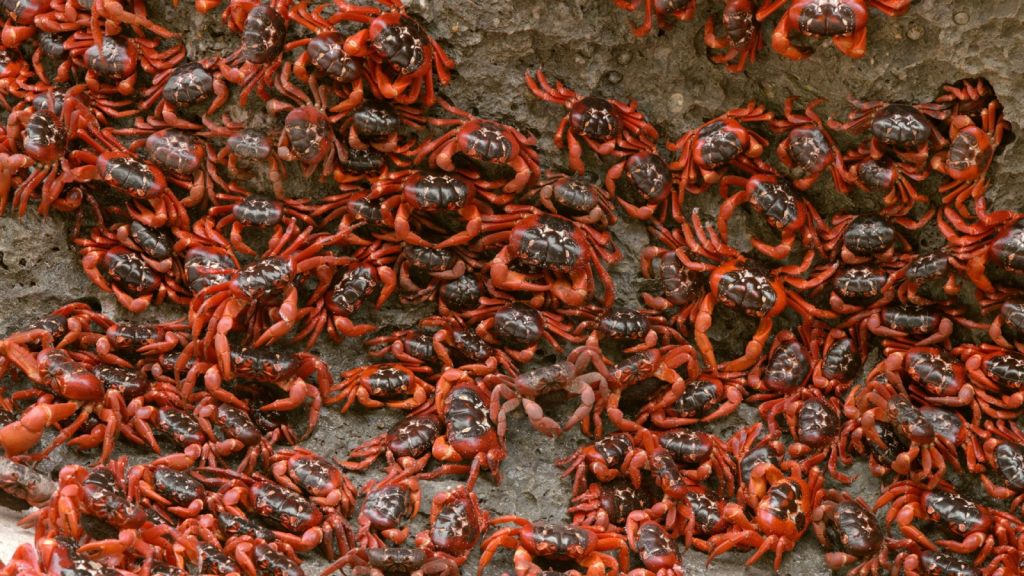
(0, 0, 1022, 574)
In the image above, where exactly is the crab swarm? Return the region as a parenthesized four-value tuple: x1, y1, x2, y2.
(0, 0, 1018, 575)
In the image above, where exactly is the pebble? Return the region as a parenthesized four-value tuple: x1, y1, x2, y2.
(669, 93, 685, 113)
(953, 11, 969, 25)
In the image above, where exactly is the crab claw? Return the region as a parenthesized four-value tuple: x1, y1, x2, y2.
(0, 340, 41, 383)
(0, 402, 79, 456)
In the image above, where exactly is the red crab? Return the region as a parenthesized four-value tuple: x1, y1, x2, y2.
(214, 470, 353, 560)
(76, 226, 189, 313)
(479, 517, 630, 576)
(978, 420, 1024, 513)
(673, 214, 836, 372)
(419, 370, 507, 489)
(841, 143, 929, 216)
(604, 151, 674, 222)
(267, 447, 358, 516)
(716, 172, 825, 260)
(368, 169, 489, 249)
(637, 371, 746, 428)
(3, 87, 94, 217)
(812, 489, 908, 575)
(769, 97, 848, 193)
(841, 378, 957, 486)
(525, 69, 658, 174)
(342, 410, 443, 478)
(187, 226, 354, 365)
(327, 363, 433, 412)
(876, 480, 1022, 563)
(415, 98, 540, 203)
(828, 97, 949, 170)
(460, 297, 581, 365)
(69, 122, 189, 229)
(614, 0, 696, 36)
(558, 433, 648, 496)
(958, 344, 1024, 422)
(293, 248, 399, 347)
(335, 0, 454, 106)
(704, 0, 763, 73)
(519, 174, 617, 228)
(191, 192, 316, 257)
(932, 100, 1011, 219)
(485, 361, 608, 438)
(266, 65, 342, 180)
(707, 460, 823, 571)
(667, 101, 772, 195)
(479, 207, 620, 308)
(413, 485, 488, 567)
(757, 0, 912, 60)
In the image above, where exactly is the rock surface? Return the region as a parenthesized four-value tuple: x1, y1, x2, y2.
(1, 1, 1022, 574)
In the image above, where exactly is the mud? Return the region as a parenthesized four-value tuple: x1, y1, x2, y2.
(0, 0, 1022, 574)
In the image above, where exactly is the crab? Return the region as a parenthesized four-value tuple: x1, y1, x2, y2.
(419, 370, 507, 489)
(211, 470, 353, 560)
(716, 172, 825, 260)
(342, 410, 443, 478)
(875, 480, 1022, 563)
(190, 192, 316, 257)
(667, 101, 773, 194)
(327, 363, 434, 413)
(479, 207, 620, 308)
(368, 169, 489, 249)
(268, 447, 358, 516)
(139, 58, 232, 130)
(756, 0, 913, 60)
(958, 344, 1024, 422)
(186, 225, 355, 367)
(828, 97, 949, 170)
(765, 388, 852, 483)
(65, 32, 186, 101)
(841, 378, 957, 486)
(637, 371, 746, 429)
(335, 0, 454, 106)
(878, 342, 980, 424)
(704, 0, 764, 73)
(841, 142, 929, 216)
(3, 87, 94, 217)
(414, 485, 489, 567)
(293, 249, 399, 346)
(769, 97, 848, 193)
(68, 119, 189, 230)
(525, 69, 658, 174)
(414, 98, 541, 202)
(812, 489, 908, 575)
(460, 298, 581, 365)
(569, 479, 653, 530)
(76, 226, 189, 313)
(638, 427, 737, 499)
(479, 517, 630, 576)
(265, 64, 343, 181)
(614, 0, 695, 36)
(932, 100, 1011, 219)
(707, 460, 823, 571)
(330, 97, 423, 156)
(673, 212, 836, 372)
(604, 151, 674, 222)
(485, 360, 608, 438)
(203, 121, 287, 198)
(558, 433, 648, 497)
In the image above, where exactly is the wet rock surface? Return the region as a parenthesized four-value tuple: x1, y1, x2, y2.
(1, 1, 1022, 574)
